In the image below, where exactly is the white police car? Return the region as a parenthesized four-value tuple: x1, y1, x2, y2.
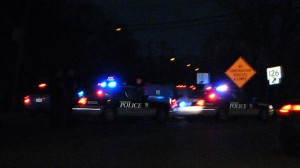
(72, 77, 170, 123)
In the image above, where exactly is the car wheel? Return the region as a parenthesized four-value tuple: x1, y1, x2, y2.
(217, 108, 228, 121)
(258, 109, 269, 121)
(155, 108, 168, 123)
(29, 110, 38, 117)
(103, 108, 115, 123)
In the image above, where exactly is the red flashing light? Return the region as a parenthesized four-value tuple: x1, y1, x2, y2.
(279, 104, 300, 115)
(96, 90, 104, 97)
(38, 83, 47, 89)
(170, 99, 178, 108)
(78, 97, 87, 105)
(208, 93, 216, 100)
(24, 96, 31, 105)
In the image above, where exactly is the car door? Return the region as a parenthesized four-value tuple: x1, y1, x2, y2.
(117, 87, 156, 116)
(227, 90, 259, 116)
(227, 90, 248, 116)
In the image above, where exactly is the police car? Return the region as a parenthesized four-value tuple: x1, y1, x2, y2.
(171, 84, 274, 121)
(170, 85, 211, 117)
(277, 99, 300, 154)
(72, 77, 170, 123)
(23, 82, 51, 116)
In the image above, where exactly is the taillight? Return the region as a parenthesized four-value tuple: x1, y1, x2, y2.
(170, 99, 178, 108)
(189, 85, 196, 90)
(38, 83, 47, 89)
(205, 86, 212, 90)
(78, 97, 87, 105)
(196, 99, 205, 106)
(24, 96, 31, 105)
(278, 104, 300, 115)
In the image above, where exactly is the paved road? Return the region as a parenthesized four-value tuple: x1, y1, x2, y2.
(1, 113, 299, 167)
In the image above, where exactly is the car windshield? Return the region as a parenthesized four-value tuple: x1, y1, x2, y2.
(190, 90, 206, 99)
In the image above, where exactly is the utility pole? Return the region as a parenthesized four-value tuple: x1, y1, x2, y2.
(10, 0, 31, 112)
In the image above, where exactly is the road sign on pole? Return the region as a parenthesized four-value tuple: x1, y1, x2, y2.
(225, 57, 256, 88)
(267, 66, 282, 85)
(197, 73, 210, 84)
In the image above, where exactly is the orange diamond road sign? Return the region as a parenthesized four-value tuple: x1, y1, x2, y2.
(225, 56, 256, 88)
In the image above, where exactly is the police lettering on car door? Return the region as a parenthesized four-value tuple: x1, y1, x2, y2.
(120, 101, 142, 108)
(229, 102, 247, 109)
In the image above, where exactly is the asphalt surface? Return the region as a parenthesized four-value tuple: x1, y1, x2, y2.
(1, 112, 300, 168)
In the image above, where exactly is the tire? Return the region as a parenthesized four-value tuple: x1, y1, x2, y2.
(258, 109, 269, 122)
(102, 108, 115, 123)
(155, 108, 168, 123)
(29, 110, 38, 117)
(217, 108, 228, 122)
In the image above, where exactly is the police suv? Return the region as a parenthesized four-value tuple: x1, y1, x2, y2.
(171, 84, 274, 121)
(72, 78, 170, 123)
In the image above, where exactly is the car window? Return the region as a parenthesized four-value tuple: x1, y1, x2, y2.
(191, 90, 205, 98)
(112, 90, 127, 99)
(229, 90, 249, 101)
(124, 88, 144, 101)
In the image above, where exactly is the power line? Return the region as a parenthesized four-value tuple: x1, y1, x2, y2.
(103, 0, 218, 10)
(119, 2, 299, 30)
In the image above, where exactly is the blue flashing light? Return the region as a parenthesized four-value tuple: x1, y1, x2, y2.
(99, 82, 107, 88)
(77, 91, 84, 97)
(216, 84, 228, 92)
(179, 101, 186, 107)
(108, 81, 117, 88)
(155, 96, 164, 100)
(148, 96, 165, 100)
(98, 76, 118, 88)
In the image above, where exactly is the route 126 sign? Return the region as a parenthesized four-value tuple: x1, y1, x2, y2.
(266, 66, 282, 85)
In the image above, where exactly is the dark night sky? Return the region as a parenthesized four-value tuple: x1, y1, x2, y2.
(1, 0, 300, 109)
(92, 0, 299, 59)
(93, 0, 230, 59)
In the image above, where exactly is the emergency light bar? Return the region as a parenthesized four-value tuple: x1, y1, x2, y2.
(98, 76, 118, 88)
(216, 84, 228, 92)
